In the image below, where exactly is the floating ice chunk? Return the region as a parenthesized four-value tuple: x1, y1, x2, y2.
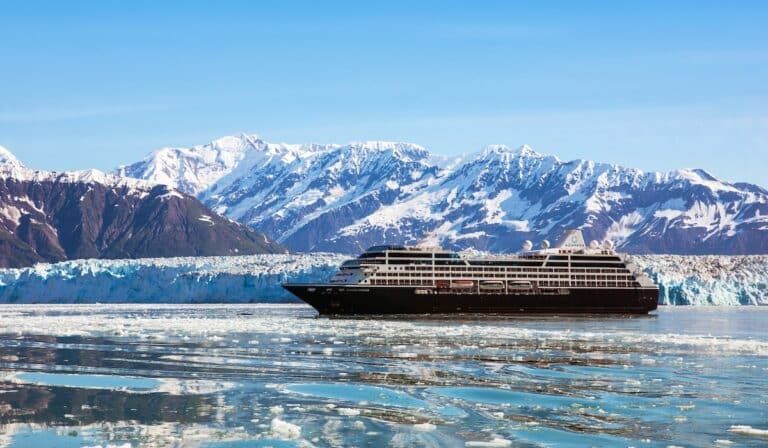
(413, 423, 436, 431)
(157, 378, 236, 395)
(271, 417, 301, 440)
(729, 425, 768, 437)
(465, 437, 512, 447)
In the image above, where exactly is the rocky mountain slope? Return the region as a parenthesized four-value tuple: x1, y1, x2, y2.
(0, 146, 284, 268)
(119, 134, 768, 254)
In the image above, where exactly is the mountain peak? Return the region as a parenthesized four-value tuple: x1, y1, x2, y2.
(0, 145, 23, 167)
(516, 144, 541, 157)
(477, 144, 544, 161)
(345, 141, 429, 162)
(347, 140, 424, 150)
(210, 133, 262, 151)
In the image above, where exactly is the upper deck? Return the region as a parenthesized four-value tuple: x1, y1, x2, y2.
(353, 230, 622, 267)
(330, 229, 656, 290)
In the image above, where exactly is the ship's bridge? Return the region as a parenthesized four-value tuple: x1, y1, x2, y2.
(521, 229, 617, 256)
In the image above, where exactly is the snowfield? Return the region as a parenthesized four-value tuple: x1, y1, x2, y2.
(0, 254, 764, 305)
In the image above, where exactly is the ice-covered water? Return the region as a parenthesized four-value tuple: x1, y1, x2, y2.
(0, 305, 766, 447)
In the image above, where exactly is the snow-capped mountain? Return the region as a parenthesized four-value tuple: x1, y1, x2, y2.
(115, 134, 263, 196)
(120, 134, 768, 254)
(0, 148, 284, 267)
(0, 145, 23, 168)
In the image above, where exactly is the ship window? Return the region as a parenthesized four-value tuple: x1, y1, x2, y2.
(572, 262, 625, 268)
(575, 256, 622, 262)
(388, 252, 433, 258)
(359, 252, 385, 259)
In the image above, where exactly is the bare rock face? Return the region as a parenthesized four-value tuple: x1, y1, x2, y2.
(0, 148, 284, 268)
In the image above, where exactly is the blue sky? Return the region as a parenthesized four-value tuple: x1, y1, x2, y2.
(1, 1, 767, 186)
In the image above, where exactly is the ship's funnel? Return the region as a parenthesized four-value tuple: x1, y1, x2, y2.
(556, 229, 586, 250)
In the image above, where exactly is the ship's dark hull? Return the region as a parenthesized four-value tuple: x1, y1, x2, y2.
(282, 284, 659, 315)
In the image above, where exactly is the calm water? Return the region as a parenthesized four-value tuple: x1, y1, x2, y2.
(0, 304, 766, 447)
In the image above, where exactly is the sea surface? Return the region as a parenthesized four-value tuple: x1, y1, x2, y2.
(0, 305, 766, 447)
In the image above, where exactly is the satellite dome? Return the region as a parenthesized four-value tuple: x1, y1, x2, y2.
(522, 240, 533, 251)
(589, 240, 600, 249)
(603, 240, 614, 250)
(541, 240, 550, 249)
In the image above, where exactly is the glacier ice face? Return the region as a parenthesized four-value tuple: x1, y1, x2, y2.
(0, 254, 347, 304)
(631, 255, 768, 305)
(0, 254, 764, 305)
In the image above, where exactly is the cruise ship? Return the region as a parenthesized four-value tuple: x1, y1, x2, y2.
(283, 230, 659, 315)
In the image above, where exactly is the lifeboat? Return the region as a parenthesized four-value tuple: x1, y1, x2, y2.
(480, 280, 505, 290)
(508, 280, 533, 290)
(450, 280, 475, 289)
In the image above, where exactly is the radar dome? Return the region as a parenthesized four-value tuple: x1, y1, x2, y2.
(541, 240, 550, 249)
(603, 240, 614, 250)
(522, 240, 533, 251)
(589, 240, 600, 249)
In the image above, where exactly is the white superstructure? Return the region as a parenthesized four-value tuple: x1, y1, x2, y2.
(329, 230, 655, 293)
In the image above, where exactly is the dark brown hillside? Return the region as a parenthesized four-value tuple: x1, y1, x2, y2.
(0, 175, 284, 268)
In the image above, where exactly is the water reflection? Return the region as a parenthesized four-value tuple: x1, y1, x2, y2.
(0, 305, 765, 447)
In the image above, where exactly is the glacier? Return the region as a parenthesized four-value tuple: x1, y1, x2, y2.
(0, 254, 765, 305)
(632, 255, 768, 306)
(0, 254, 347, 304)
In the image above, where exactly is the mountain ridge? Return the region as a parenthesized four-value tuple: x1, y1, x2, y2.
(0, 147, 285, 268)
(117, 133, 768, 255)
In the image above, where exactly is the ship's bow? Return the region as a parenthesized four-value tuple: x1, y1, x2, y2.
(282, 283, 329, 314)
